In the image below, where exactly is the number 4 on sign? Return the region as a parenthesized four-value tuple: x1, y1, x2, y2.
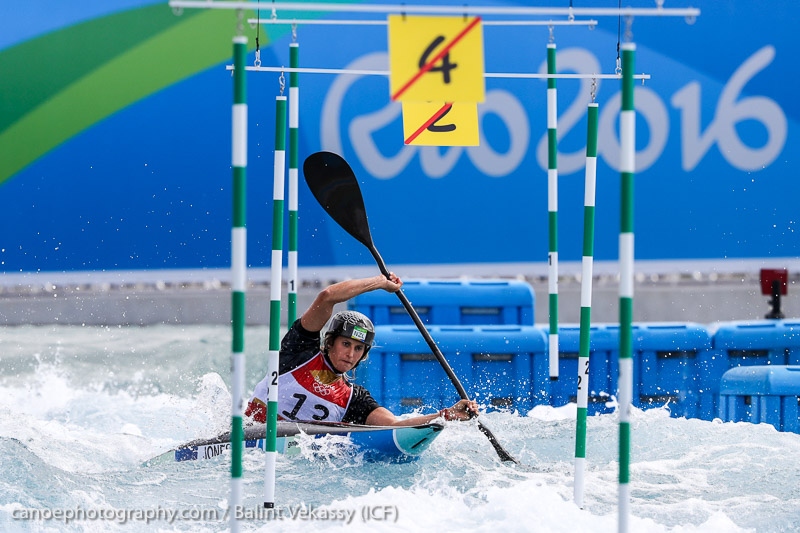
(402, 101, 479, 146)
(388, 15, 485, 103)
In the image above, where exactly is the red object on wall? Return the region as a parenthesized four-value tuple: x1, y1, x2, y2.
(760, 269, 788, 296)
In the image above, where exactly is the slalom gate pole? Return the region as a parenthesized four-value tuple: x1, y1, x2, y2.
(574, 100, 598, 509)
(547, 40, 560, 382)
(287, 38, 299, 325)
(264, 88, 287, 508)
(230, 30, 248, 533)
(618, 41, 636, 533)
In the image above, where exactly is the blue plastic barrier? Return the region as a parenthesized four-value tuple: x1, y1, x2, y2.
(719, 365, 800, 433)
(704, 320, 800, 421)
(349, 279, 535, 326)
(355, 325, 548, 414)
(630, 322, 713, 419)
(552, 325, 618, 415)
(551, 322, 711, 418)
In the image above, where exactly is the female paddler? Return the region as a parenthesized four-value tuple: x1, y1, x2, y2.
(246, 274, 478, 426)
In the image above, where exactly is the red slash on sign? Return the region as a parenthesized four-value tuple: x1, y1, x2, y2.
(391, 16, 482, 101)
(404, 102, 453, 145)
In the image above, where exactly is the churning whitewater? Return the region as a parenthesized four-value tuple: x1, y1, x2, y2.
(1, 325, 798, 532)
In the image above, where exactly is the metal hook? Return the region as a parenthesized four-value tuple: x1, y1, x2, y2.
(292, 22, 297, 42)
(615, 57, 622, 76)
(279, 70, 286, 95)
(548, 24, 554, 44)
(591, 78, 597, 103)
(254, 49, 262, 68)
(624, 15, 634, 42)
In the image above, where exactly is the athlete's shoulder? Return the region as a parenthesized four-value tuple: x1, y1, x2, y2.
(279, 322, 322, 374)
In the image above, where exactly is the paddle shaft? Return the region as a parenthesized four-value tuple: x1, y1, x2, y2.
(367, 246, 519, 464)
(367, 246, 469, 399)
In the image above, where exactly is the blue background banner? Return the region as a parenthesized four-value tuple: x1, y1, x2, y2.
(1, 1, 796, 274)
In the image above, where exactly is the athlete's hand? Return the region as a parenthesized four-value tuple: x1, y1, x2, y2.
(440, 399, 479, 421)
(383, 272, 403, 292)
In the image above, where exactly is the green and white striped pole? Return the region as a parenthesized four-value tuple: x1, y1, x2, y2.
(618, 42, 636, 533)
(287, 40, 299, 326)
(230, 32, 247, 533)
(264, 89, 287, 508)
(574, 100, 598, 509)
(546, 41, 559, 381)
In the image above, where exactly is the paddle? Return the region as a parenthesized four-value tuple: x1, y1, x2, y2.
(303, 151, 519, 464)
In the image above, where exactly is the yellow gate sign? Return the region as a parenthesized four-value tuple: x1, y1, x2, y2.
(388, 15, 485, 103)
(402, 101, 479, 146)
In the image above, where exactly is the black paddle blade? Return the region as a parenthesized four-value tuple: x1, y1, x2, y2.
(477, 423, 518, 464)
(303, 151, 374, 250)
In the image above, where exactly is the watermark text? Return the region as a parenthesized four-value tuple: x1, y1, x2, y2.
(11, 504, 399, 525)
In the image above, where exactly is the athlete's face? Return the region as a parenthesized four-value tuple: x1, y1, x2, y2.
(327, 336, 368, 373)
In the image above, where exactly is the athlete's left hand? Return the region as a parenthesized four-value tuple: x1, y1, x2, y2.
(440, 399, 479, 421)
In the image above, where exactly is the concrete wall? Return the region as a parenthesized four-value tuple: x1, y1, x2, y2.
(1, 268, 796, 326)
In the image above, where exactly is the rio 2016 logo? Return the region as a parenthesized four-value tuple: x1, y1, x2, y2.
(321, 46, 786, 178)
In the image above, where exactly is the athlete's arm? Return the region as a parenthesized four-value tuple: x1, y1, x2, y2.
(364, 399, 479, 426)
(300, 274, 403, 332)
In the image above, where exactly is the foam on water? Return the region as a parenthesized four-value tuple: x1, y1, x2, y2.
(1, 325, 799, 532)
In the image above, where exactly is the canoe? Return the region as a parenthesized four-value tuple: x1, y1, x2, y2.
(148, 420, 444, 464)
